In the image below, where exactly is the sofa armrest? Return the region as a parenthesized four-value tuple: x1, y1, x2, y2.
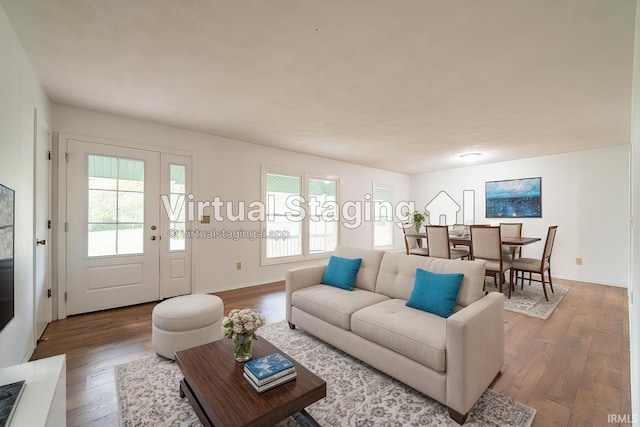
(285, 265, 326, 322)
(445, 292, 505, 415)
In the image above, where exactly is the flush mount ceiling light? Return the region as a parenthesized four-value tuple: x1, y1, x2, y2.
(459, 152, 482, 162)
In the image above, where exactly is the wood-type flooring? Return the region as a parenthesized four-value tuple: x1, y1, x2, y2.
(30, 279, 631, 426)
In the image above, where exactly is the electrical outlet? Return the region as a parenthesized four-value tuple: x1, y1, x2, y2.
(236, 262, 242, 270)
(201, 215, 211, 224)
(576, 257, 583, 265)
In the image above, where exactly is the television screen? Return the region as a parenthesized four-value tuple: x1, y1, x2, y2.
(0, 183, 15, 332)
(485, 177, 541, 218)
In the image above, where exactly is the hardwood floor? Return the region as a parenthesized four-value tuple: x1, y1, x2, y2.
(30, 279, 630, 426)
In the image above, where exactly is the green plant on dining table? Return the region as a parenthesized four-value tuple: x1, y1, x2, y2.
(412, 210, 429, 232)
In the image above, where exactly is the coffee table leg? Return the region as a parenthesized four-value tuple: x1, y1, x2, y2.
(179, 378, 186, 398)
(179, 378, 214, 427)
(292, 409, 321, 427)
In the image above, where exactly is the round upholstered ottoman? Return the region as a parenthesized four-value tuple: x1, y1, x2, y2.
(152, 294, 224, 359)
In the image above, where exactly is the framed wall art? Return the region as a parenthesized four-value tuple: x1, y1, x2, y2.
(485, 177, 541, 218)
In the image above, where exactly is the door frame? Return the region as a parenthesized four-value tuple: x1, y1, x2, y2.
(55, 133, 195, 319)
(33, 108, 52, 340)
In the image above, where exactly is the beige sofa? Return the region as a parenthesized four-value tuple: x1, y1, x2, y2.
(286, 246, 505, 424)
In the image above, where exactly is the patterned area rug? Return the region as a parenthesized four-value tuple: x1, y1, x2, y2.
(116, 321, 535, 426)
(502, 283, 569, 320)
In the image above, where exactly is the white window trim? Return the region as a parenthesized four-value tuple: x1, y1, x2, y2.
(261, 166, 340, 266)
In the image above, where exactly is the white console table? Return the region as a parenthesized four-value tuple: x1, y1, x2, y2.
(0, 354, 66, 427)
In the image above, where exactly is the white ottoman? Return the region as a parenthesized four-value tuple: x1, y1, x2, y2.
(152, 294, 224, 359)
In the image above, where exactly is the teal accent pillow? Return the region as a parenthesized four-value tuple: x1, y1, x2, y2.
(321, 256, 362, 291)
(406, 269, 464, 318)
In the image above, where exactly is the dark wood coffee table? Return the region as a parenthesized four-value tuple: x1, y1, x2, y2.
(175, 338, 326, 427)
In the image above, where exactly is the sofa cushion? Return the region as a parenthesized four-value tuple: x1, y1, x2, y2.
(292, 285, 390, 330)
(375, 253, 485, 308)
(406, 269, 464, 318)
(334, 246, 385, 292)
(351, 299, 447, 372)
(321, 256, 362, 291)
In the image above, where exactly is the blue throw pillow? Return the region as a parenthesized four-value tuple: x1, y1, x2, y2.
(406, 269, 464, 318)
(321, 256, 363, 291)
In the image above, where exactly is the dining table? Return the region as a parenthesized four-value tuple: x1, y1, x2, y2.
(449, 235, 541, 247)
(405, 233, 542, 255)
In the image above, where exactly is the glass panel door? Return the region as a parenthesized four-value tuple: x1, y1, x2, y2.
(65, 139, 160, 315)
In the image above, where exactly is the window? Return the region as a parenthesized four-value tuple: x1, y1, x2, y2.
(168, 164, 187, 251)
(263, 169, 338, 262)
(373, 184, 394, 248)
(87, 155, 145, 257)
(308, 178, 338, 253)
(265, 173, 303, 258)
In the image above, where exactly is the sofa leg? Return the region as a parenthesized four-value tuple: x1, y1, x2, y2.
(489, 370, 502, 388)
(288, 322, 296, 330)
(448, 408, 468, 425)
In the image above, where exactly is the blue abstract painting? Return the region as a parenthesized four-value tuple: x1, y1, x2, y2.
(485, 177, 541, 218)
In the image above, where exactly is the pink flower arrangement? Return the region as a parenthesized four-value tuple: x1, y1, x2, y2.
(222, 308, 265, 340)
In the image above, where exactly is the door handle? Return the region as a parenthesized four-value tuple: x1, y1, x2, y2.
(151, 236, 157, 241)
(36, 239, 47, 246)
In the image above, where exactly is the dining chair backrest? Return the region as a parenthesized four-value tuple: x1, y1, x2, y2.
(470, 226, 502, 261)
(401, 223, 420, 254)
(500, 222, 522, 238)
(500, 222, 523, 260)
(425, 226, 450, 259)
(541, 226, 558, 269)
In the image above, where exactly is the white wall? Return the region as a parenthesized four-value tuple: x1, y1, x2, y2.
(0, 5, 51, 367)
(628, 1, 639, 423)
(411, 145, 630, 287)
(52, 104, 410, 295)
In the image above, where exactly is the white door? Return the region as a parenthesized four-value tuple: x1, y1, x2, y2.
(65, 140, 161, 315)
(34, 111, 51, 338)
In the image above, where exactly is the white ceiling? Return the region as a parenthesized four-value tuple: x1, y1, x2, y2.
(1, 0, 636, 174)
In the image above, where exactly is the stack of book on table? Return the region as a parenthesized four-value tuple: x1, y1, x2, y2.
(243, 352, 297, 393)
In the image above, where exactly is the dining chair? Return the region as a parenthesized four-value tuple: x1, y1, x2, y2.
(511, 226, 558, 301)
(470, 225, 514, 298)
(500, 222, 523, 260)
(400, 223, 429, 256)
(425, 226, 469, 260)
